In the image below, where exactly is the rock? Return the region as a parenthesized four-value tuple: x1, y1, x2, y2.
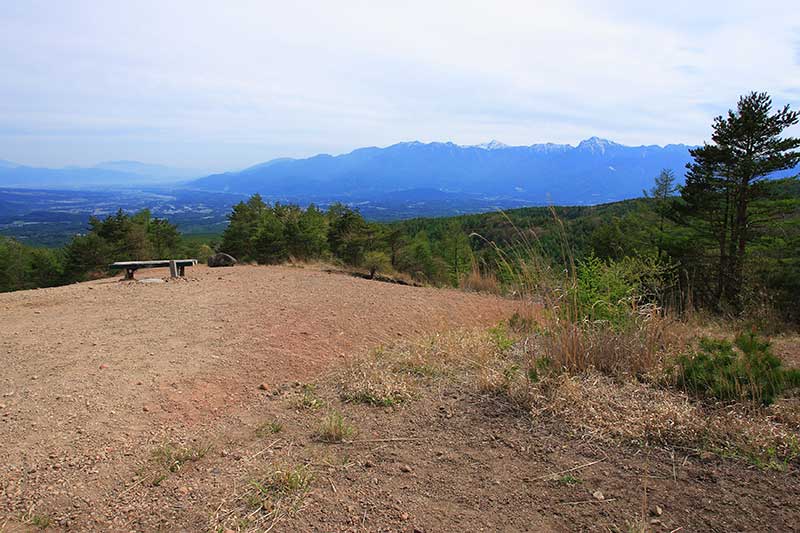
(142, 405, 150, 412)
(400, 464, 412, 473)
(177, 485, 190, 496)
(208, 253, 237, 268)
(258, 383, 270, 391)
(99, 364, 109, 369)
(401, 512, 410, 521)
(592, 490, 605, 501)
(653, 505, 663, 516)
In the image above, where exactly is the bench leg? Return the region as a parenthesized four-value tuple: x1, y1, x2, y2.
(125, 268, 135, 280)
(169, 260, 178, 278)
(179, 265, 186, 277)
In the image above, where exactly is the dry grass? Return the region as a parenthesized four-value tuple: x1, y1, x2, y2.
(539, 307, 677, 377)
(212, 463, 314, 532)
(314, 412, 357, 443)
(337, 326, 800, 469)
(460, 262, 502, 294)
(151, 442, 211, 473)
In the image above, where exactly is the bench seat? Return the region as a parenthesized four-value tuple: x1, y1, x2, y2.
(109, 259, 198, 279)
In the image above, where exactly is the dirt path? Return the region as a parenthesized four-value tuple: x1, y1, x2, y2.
(0, 265, 514, 531)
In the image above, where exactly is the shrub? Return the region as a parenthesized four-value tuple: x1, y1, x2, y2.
(676, 332, 800, 405)
(363, 251, 391, 279)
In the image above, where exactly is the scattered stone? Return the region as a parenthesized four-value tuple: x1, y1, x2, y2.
(258, 383, 270, 391)
(99, 364, 109, 369)
(400, 464, 412, 473)
(208, 253, 237, 268)
(400, 512, 410, 521)
(177, 486, 190, 496)
(142, 405, 150, 412)
(592, 490, 605, 501)
(653, 505, 663, 516)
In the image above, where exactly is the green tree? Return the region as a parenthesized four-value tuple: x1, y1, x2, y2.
(221, 194, 268, 260)
(680, 92, 800, 310)
(327, 203, 369, 265)
(646, 169, 678, 258)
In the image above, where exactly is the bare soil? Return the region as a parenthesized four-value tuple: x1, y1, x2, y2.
(1, 265, 798, 532)
(0, 265, 512, 531)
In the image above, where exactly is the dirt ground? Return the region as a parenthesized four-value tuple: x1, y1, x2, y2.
(1, 265, 798, 532)
(0, 265, 512, 531)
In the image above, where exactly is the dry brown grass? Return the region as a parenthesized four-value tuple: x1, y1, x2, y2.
(539, 308, 676, 377)
(460, 262, 502, 294)
(337, 326, 800, 469)
(211, 463, 314, 532)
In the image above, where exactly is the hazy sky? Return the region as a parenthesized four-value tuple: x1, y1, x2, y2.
(1, 0, 799, 171)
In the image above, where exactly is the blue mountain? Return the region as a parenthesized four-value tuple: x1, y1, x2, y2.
(188, 137, 695, 204)
(0, 161, 201, 188)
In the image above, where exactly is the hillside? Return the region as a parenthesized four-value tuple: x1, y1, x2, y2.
(189, 138, 695, 205)
(2, 264, 799, 532)
(0, 265, 512, 531)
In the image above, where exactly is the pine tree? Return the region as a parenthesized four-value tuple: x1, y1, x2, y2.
(681, 92, 800, 309)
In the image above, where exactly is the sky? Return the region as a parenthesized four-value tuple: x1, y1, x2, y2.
(1, 0, 799, 172)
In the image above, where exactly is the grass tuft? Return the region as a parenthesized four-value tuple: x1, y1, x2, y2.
(256, 420, 284, 436)
(315, 412, 357, 443)
(152, 442, 211, 473)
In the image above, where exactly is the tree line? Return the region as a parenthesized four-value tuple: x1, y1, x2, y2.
(0, 209, 209, 292)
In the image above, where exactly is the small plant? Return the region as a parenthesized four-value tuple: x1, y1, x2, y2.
(152, 443, 211, 473)
(675, 332, 799, 405)
(256, 420, 283, 436)
(488, 323, 515, 352)
(341, 389, 404, 407)
(315, 412, 357, 443)
(28, 513, 51, 529)
(556, 474, 581, 486)
(246, 464, 314, 519)
(295, 384, 325, 410)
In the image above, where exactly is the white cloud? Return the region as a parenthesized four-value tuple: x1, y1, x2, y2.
(0, 0, 798, 169)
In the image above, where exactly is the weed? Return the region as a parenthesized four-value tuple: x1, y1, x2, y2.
(556, 474, 581, 486)
(256, 420, 283, 436)
(488, 323, 515, 352)
(295, 384, 325, 410)
(28, 514, 51, 529)
(315, 412, 357, 443)
(152, 443, 211, 473)
(234, 464, 314, 527)
(341, 389, 403, 407)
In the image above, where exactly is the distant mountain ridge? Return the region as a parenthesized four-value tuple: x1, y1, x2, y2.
(188, 137, 696, 204)
(0, 160, 202, 188)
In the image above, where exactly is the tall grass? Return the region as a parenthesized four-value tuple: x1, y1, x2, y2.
(474, 208, 675, 377)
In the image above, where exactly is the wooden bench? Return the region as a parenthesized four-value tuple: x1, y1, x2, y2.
(109, 259, 198, 280)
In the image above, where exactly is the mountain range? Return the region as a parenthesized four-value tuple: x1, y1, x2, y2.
(0, 160, 201, 188)
(188, 137, 695, 204)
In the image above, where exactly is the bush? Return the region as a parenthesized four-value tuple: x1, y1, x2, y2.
(363, 251, 391, 279)
(676, 332, 799, 405)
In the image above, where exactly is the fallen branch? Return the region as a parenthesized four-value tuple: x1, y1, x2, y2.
(558, 498, 617, 505)
(533, 459, 605, 481)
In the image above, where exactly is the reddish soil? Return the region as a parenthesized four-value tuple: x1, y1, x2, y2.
(2, 265, 798, 532)
(0, 265, 513, 531)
